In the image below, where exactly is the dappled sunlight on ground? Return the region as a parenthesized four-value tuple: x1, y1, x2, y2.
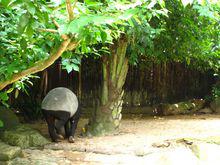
(13, 114, 220, 164)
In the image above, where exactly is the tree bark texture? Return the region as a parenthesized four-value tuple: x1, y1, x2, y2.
(85, 37, 129, 136)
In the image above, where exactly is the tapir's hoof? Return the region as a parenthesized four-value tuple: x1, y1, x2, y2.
(53, 138, 62, 143)
(68, 136, 75, 143)
(52, 134, 64, 142)
(57, 134, 64, 140)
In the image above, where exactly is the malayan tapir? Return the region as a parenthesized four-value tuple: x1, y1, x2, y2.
(41, 87, 80, 143)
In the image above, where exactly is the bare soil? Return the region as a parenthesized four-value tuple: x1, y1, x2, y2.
(11, 114, 220, 164)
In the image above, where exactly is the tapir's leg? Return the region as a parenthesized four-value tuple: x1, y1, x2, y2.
(42, 110, 59, 142)
(68, 110, 80, 143)
(56, 119, 68, 138)
(64, 121, 70, 138)
(54, 111, 71, 139)
(43, 110, 70, 142)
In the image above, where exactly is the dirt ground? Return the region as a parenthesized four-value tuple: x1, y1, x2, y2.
(11, 114, 220, 164)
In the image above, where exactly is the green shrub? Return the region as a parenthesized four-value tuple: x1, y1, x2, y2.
(0, 120, 3, 128)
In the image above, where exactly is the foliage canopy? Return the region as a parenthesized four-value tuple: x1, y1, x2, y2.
(0, 0, 219, 105)
(153, 0, 220, 71)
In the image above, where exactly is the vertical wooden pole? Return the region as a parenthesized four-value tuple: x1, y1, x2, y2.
(58, 59, 62, 85)
(78, 64, 82, 102)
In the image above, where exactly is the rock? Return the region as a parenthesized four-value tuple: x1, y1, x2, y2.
(190, 99, 206, 111)
(0, 140, 22, 161)
(190, 142, 220, 163)
(198, 108, 213, 114)
(123, 91, 133, 107)
(158, 99, 206, 116)
(132, 91, 141, 107)
(152, 141, 171, 148)
(1, 125, 50, 149)
(177, 136, 220, 146)
(159, 102, 191, 115)
(143, 146, 199, 164)
(0, 106, 20, 131)
(113, 119, 120, 127)
(210, 97, 220, 113)
(9, 149, 82, 164)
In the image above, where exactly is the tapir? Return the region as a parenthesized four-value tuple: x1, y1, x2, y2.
(41, 87, 80, 143)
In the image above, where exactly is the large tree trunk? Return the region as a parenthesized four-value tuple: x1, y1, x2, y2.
(85, 37, 129, 136)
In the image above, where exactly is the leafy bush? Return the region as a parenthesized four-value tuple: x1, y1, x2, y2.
(212, 86, 220, 99)
(0, 119, 4, 128)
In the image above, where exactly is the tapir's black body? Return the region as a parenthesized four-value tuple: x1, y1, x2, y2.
(41, 87, 80, 142)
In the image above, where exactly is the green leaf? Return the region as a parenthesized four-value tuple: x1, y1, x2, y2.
(26, 2, 36, 15)
(72, 64, 79, 72)
(92, 15, 116, 25)
(65, 65, 73, 73)
(181, 0, 193, 7)
(128, 19, 134, 27)
(72, 58, 81, 65)
(193, 5, 216, 19)
(0, 0, 11, 7)
(0, 120, 4, 128)
(197, 0, 206, 5)
(17, 13, 30, 34)
(20, 38, 27, 50)
(64, 15, 119, 35)
(7, 88, 14, 93)
(157, 0, 165, 8)
(85, 0, 102, 6)
(186, 58, 191, 65)
(0, 92, 9, 101)
(62, 52, 73, 59)
(119, 8, 139, 20)
(106, 32, 113, 42)
(58, 24, 69, 34)
(67, 16, 90, 34)
(101, 30, 107, 42)
(15, 89, 19, 98)
(25, 24, 34, 37)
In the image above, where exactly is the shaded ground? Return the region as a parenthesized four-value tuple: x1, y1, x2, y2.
(10, 114, 220, 164)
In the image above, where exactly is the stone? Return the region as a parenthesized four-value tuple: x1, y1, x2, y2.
(113, 119, 120, 127)
(210, 97, 220, 113)
(112, 109, 118, 119)
(198, 108, 213, 114)
(132, 91, 141, 107)
(143, 146, 199, 164)
(152, 141, 171, 148)
(0, 140, 22, 161)
(190, 99, 206, 111)
(0, 106, 20, 131)
(123, 91, 132, 107)
(158, 99, 206, 116)
(190, 142, 220, 163)
(1, 125, 50, 149)
(159, 103, 189, 115)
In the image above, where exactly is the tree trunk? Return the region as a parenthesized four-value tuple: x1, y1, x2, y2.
(85, 37, 129, 136)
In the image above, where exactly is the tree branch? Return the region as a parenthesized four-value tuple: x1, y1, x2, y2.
(66, 40, 80, 51)
(0, 39, 71, 90)
(72, 0, 78, 14)
(52, 19, 60, 29)
(38, 28, 58, 33)
(0, 0, 81, 90)
(66, 0, 75, 21)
